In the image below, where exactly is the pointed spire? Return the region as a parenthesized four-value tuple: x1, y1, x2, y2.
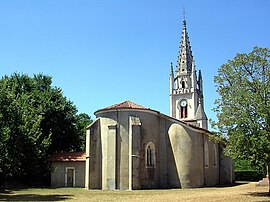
(170, 62, 174, 75)
(170, 62, 175, 95)
(177, 18, 193, 74)
(195, 100, 207, 120)
(198, 70, 203, 93)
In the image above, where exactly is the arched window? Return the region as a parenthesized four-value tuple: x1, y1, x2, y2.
(181, 81, 185, 88)
(145, 142, 155, 168)
(204, 141, 209, 168)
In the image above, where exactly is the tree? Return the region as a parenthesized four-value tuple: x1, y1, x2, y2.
(234, 159, 257, 171)
(213, 46, 270, 193)
(0, 73, 91, 186)
(75, 113, 92, 151)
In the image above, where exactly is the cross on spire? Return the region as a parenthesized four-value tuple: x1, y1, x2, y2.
(183, 6, 186, 21)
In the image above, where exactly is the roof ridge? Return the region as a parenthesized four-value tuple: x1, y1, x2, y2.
(95, 100, 148, 113)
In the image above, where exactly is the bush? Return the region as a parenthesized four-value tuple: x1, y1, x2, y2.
(234, 159, 254, 170)
(235, 170, 265, 181)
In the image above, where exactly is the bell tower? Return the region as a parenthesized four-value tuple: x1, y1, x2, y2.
(170, 18, 208, 129)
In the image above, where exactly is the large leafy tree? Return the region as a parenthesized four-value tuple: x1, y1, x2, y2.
(75, 113, 92, 151)
(213, 47, 270, 192)
(0, 73, 91, 186)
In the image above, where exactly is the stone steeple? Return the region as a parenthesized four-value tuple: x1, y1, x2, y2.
(170, 18, 208, 129)
(176, 19, 193, 75)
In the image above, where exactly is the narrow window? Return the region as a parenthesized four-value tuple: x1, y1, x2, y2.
(180, 106, 188, 118)
(204, 141, 209, 168)
(145, 142, 155, 168)
(147, 146, 151, 165)
(181, 81, 185, 88)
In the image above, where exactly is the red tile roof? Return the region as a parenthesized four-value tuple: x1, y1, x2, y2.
(48, 151, 86, 162)
(96, 100, 148, 112)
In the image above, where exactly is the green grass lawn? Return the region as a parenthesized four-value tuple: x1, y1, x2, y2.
(0, 182, 269, 201)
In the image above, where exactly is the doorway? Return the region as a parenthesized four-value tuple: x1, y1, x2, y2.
(65, 167, 75, 187)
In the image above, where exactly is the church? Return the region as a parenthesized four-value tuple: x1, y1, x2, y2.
(50, 19, 234, 190)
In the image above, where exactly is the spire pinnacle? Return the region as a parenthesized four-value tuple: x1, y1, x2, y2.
(183, 6, 186, 22)
(177, 17, 193, 74)
(170, 62, 174, 73)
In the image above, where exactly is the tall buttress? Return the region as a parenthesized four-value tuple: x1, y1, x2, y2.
(170, 19, 208, 129)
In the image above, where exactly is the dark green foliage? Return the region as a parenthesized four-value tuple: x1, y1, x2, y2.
(75, 113, 92, 151)
(212, 47, 270, 170)
(234, 159, 256, 171)
(234, 170, 265, 182)
(234, 159, 266, 181)
(0, 73, 92, 186)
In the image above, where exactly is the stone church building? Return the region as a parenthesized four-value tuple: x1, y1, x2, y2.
(50, 19, 234, 189)
(84, 19, 233, 190)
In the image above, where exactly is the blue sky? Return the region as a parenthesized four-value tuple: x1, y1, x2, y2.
(0, 0, 269, 128)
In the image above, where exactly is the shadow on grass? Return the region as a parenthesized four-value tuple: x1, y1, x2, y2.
(243, 191, 270, 202)
(246, 192, 269, 197)
(0, 193, 73, 201)
(0, 189, 13, 194)
(210, 181, 249, 188)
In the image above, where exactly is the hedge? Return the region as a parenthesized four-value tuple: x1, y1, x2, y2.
(234, 170, 265, 181)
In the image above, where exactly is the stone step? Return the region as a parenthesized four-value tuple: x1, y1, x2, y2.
(257, 177, 269, 186)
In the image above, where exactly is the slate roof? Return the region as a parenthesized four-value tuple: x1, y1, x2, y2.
(195, 103, 207, 120)
(95, 100, 148, 113)
(48, 151, 86, 162)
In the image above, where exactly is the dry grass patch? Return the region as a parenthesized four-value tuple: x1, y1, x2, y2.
(1, 182, 270, 201)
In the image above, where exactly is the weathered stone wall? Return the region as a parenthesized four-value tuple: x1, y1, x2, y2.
(219, 144, 234, 184)
(129, 116, 141, 190)
(86, 108, 231, 190)
(86, 118, 102, 189)
(159, 117, 168, 188)
(203, 135, 219, 186)
(99, 117, 118, 189)
(168, 122, 204, 188)
(136, 111, 160, 189)
(96, 110, 161, 189)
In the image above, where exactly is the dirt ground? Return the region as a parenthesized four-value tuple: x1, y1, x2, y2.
(1, 182, 270, 201)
